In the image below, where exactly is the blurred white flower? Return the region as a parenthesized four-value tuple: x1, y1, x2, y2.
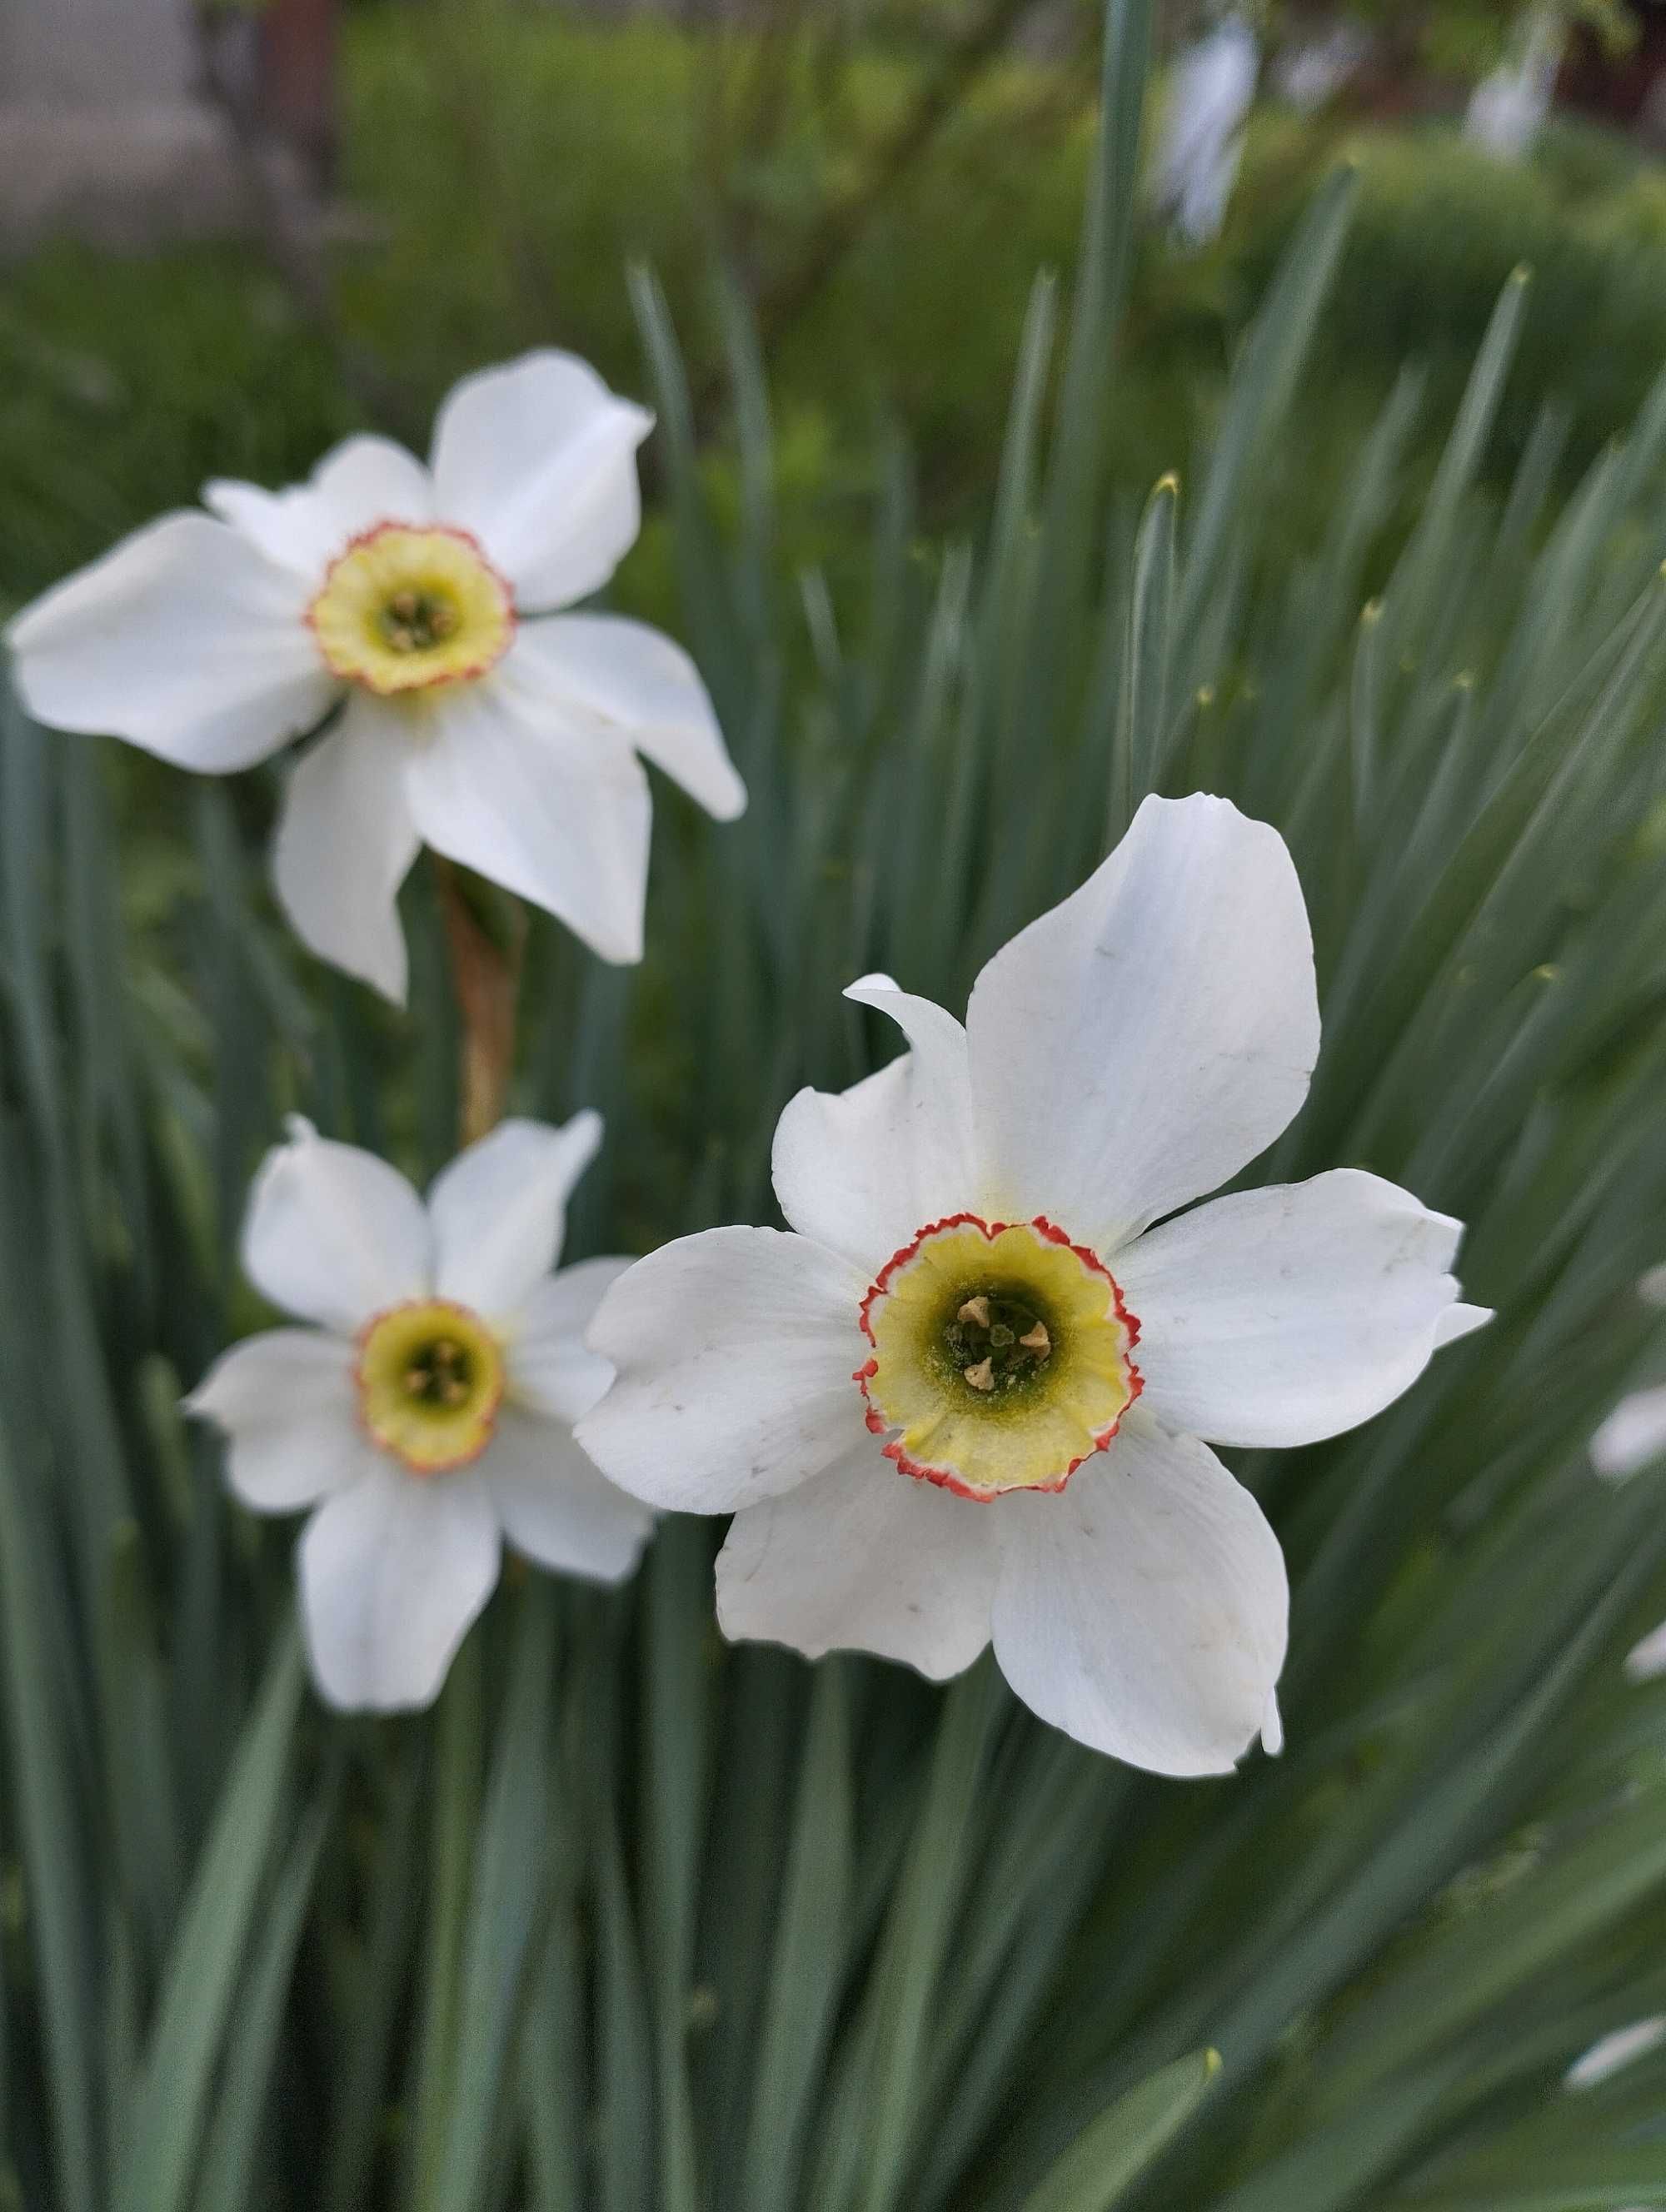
(576, 795, 1488, 1777)
(1150, 16, 1259, 246)
(1272, 24, 1368, 114)
(1465, 8, 1564, 162)
(6, 351, 746, 999)
(1592, 1384, 1666, 1482)
(1565, 2015, 1666, 2090)
(188, 1114, 652, 1711)
(1624, 1619, 1666, 1683)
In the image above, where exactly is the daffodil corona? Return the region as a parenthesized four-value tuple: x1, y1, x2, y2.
(189, 1114, 653, 1711)
(577, 795, 1490, 1777)
(5, 351, 747, 999)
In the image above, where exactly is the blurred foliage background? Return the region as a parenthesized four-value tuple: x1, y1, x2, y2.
(11, 0, 1666, 617)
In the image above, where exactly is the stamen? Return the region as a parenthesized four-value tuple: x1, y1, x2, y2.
(964, 1358, 995, 1392)
(1020, 1322, 1050, 1354)
(958, 1296, 991, 1328)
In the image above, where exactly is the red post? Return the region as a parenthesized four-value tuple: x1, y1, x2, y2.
(258, 0, 339, 188)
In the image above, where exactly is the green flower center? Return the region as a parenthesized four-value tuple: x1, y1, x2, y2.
(401, 1333, 477, 1407)
(380, 588, 461, 655)
(940, 1289, 1056, 1398)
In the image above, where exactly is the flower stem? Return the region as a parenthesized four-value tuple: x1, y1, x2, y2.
(433, 857, 526, 1145)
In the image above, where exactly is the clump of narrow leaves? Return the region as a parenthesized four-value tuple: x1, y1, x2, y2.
(6, 2, 1666, 2208)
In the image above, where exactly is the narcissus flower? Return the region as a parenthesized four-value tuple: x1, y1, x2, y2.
(577, 795, 1489, 1776)
(188, 1114, 651, 1711)
(6, 351, 746, 998)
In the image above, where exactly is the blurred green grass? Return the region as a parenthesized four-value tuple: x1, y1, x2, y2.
(8, 10, 1666, 623)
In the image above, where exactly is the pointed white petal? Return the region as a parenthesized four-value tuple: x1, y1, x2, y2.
(186, 1328, 367, 1512)
(404, 662, 651, 964)
(965, 793, 1319, 1251)
(504, 1256, 631, 1422)
(576, 1227, 868, 1513)
(481, 1407, 652, 1585)
(511, 615, 746, 820)
(271, 695, 421, 1004)
(1593, 1383, 1666, 1482)
(427, 1113, 602, 1319)
(6, 512, 332, 771)
(427, 351, 652, 608)
(1260, 1689, 1284, 1756)
(1116, 1170, 1479, 1448)
(1434, 1301, 1493, 1348)
(242, 1118, 430, 1333)
(205, 434, 435, 576)
(771, 980, 980, 1273)
(717, 1442, 998, 1679)
(990, 1414, 1289, 1776)
(298, 1462, 498, 1711)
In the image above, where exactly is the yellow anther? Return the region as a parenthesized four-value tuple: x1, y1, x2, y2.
(964, 1358, 995, 1392)
(1019, 1322, 1051, 1356)
(958, 1297, 991, 1328)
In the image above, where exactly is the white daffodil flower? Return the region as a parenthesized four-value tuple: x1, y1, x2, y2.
(576, 795, 1489, 1778)
(188, 1113, 652, 1711)
(5, 351, 746, 999)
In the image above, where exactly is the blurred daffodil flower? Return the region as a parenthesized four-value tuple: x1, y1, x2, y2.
(188, 1114, 652, 1711)
(7, 351, 746, 997)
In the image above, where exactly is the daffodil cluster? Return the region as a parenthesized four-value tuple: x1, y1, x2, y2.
(7, 350, 1489, 1775)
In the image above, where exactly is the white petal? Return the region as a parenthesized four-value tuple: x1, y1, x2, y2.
(427, 351, 653, 608)
(204, 435, 435, 577)
(1594, 1384, 1666, 1482)
(404, 662, 651, 964)
(576, 1227, 869, 1513)
(505, 1256, 631, 1422)
(481, 1407, 651, 1585)
(965, 793, 1319, 1251)
(990, 1414, 1289, 1776)
(717, 1441, 999, 1679)
(5, 512, 332, 772)
(1115, 1170, 1477, 1449)
(1624, 1619, 1666, 1684)
(271, 696, 421, 1004)
(186, 1328, 367, 1512)
(511, 615, 746, 821)
(1434, 1302, 1493, 1348)
(1260, 1690, 1284, 1756)
(427, 1113, 602, 1319)
(242, 1118, 430, 1333)
(771, 980, 980, 1273)
(298, 1462, 499, 1711)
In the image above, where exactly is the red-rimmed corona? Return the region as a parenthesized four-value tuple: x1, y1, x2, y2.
(855, 1213, 1142, 1499)
(307, 522, 516, 697)
(354, 1296, 508, 1474)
